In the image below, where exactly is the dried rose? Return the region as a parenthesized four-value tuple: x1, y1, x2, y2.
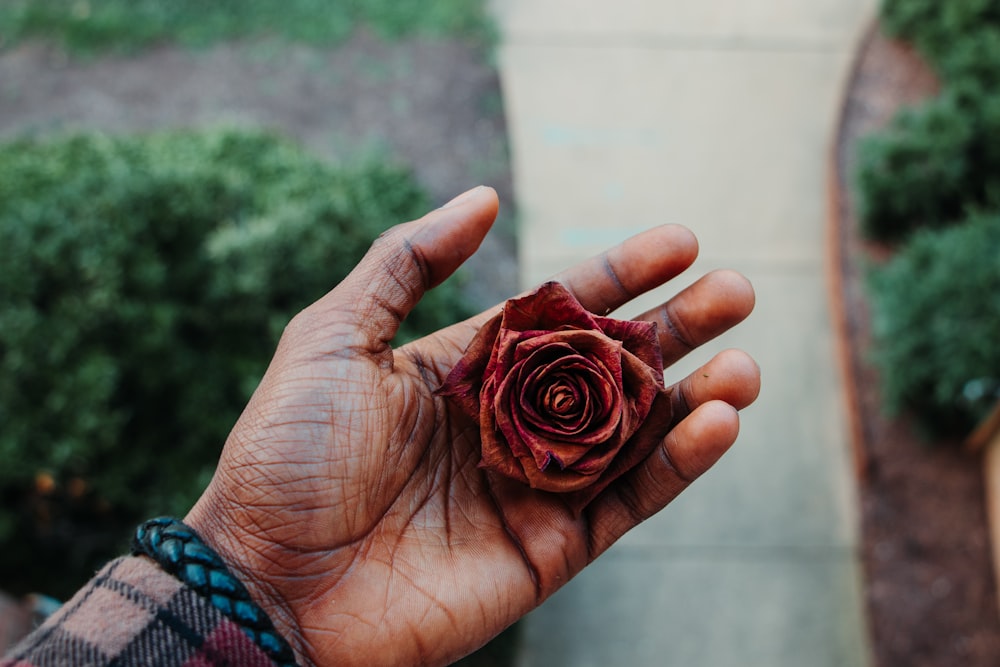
(437, 281, 673, 512)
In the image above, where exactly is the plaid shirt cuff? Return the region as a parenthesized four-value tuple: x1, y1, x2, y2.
(1, 556, 277, 667)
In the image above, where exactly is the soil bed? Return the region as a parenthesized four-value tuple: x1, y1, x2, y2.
(832, 24, 1000, 667)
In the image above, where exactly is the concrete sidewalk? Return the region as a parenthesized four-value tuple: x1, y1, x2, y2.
(490, 2, 876, 665)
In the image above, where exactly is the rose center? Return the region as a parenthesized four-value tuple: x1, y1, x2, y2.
(544, 379, 581, 416)
(508, 339, 625, 448)
(526, 366, 605, 437)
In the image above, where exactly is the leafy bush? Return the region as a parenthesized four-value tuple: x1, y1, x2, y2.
(858, 91, 974, 241)
(857, 85, 1000, 241)
(869, 214, 1000, 436)
(936, 26, 1000, 87)
(0, 129, 473, 596)
(861, 2, 1000, 436)
(0, 0, 495, 54)
(881, 0, 1000, 69)
(859, 3, 1000, 242)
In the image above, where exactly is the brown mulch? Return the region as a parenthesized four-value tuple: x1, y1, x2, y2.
(830, 23, 1000, 667)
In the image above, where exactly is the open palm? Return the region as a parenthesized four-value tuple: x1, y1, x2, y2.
(186, 187, 760, 667)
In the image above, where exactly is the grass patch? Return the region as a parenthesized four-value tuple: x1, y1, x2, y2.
(0, 0, 495, 54)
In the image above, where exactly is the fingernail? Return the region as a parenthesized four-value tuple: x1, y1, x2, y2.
(441, 186, 485, 210)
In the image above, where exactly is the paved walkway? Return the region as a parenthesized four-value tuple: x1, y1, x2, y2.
(489, 2, 876, 665)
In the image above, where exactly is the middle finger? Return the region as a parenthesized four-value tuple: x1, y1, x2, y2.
(636, 269, 755, 367)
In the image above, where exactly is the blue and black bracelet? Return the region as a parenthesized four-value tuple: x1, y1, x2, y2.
(131, 517, 299, 667)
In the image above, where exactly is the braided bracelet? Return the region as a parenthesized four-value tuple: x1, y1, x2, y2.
(131, 517, 299, 667)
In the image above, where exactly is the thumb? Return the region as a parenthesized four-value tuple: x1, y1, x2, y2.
(320, 186, 499, 356)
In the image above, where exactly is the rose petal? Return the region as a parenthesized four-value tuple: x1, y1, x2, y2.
(595, 316, 665, 386)
(436, 314, 503, 421)
(500, 376, 589, 472)
(519, 452, 602, 493)
(477, 374, 530, 484)
(618, 346, 663, 432)
(501, 282, 598, 333)
(511, 345, 626, 471)
(523, 366, 593, 433)
(497, 360, 573, 472)
(560, 386, 674, 513)
(512, 329, 621, 364)
(511, 331, 626, 439)
(492, 366, 535, 462)
(519, 356, 620, 441)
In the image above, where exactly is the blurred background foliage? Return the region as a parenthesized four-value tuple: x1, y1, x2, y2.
(860, 0, 1000, 437)
(0, 0, 495, 53)
(879, 0, 1000, 69)
(860, 1, 1000, 241)
(869, 215, 1000, 437)
(0, 129, 474, 597)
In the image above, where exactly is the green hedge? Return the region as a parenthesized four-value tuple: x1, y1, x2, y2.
(881, 0, 1000, 72)
(869, 215, 1000, 436)
(858, 2, 1000, 242)
(0, 130, 473, 596)
(857, 85, 1000, 241)
(859, 3, 1000, 436)
(0, 0, 495, 54)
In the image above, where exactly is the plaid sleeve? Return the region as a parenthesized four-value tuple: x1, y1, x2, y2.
(1, 556, 276, 667)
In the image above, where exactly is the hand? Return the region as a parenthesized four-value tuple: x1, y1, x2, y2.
(185, 186, 760, 667)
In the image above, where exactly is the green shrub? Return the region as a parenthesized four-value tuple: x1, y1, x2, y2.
(881, 0, 1000, 68)
(937, 26, 1000, 87)
(857, 85, 1000, 241)
(869, 214, 1000, 436)
(858, 91, 975, 241)
(0, 0, 495, 54)
(860, 3, 1000, 242)
(0, 129, 473, 596)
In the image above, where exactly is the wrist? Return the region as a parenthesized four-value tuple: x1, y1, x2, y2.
(142, 511, 310, 666)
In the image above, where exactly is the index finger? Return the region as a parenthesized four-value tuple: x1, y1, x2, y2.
(451, 224, 699, 337)
(553, 224, 698, 316)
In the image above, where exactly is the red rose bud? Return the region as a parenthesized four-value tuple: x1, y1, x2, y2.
(437, 281, 673, 513)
